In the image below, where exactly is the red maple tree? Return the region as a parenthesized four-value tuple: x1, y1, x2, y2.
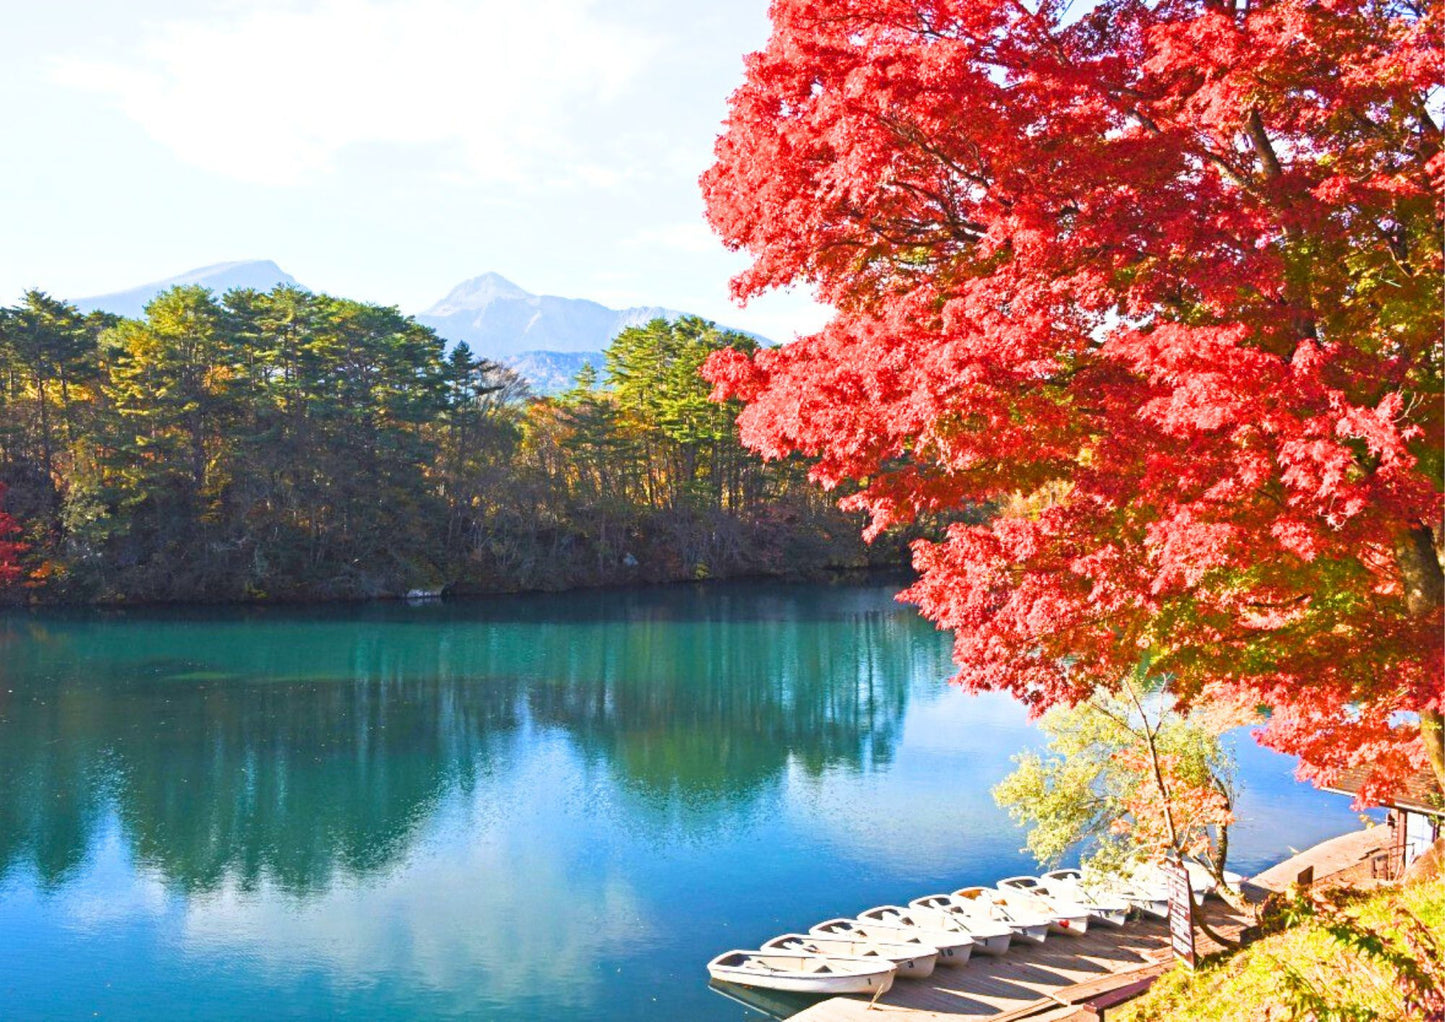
(0, 484, 23, 590)
(702, 0, 1444, 801)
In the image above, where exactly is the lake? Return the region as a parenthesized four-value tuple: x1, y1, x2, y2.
(0, 578, 1362, 1021)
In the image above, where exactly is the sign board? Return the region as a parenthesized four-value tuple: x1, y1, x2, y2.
(1161, 856, 1196, 969)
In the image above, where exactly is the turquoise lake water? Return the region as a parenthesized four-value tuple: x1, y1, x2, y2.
(0, 579, 1364, 1020)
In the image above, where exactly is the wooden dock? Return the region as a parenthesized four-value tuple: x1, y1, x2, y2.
(787, 902, 1252, 1022)
(1249, 826, 1389, 894)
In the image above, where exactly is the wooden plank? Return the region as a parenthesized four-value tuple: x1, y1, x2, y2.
(1082, 974, 1160, 1011)
(980, 998, 1062, 1022)
(1047, 964, 1169, 1006)
(789, 902, 1253, 1022)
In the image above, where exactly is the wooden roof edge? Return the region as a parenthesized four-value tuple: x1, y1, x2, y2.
(1320, 784, 1444, 816)
(1321, 765, 1444, 816)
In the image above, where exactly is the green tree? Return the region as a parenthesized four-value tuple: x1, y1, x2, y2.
(0, 291, 98, 485)
(103, 286, 237, 514)
(993, 681, 1242, 894)
(0, 277, 886, 601)
(605, 316, 758, 509)
(434, 342, 528, 556)
(556, 360, 631, 503)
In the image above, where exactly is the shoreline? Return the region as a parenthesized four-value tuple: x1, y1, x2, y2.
(0, 562, 917, 614)
(786, 823, 1399, 1022)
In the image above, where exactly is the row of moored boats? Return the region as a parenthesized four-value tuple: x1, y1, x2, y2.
(707, 863, 1241, 996)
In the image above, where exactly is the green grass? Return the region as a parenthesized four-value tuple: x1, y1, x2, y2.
(1118, 879, 1445, 1021)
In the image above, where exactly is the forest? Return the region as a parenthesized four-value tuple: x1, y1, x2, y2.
(0, 285, 901, 603)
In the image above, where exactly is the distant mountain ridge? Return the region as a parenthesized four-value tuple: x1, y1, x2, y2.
(416, 271, 694, 360)
(74, 260, 299, 319)
(71, 263, 763, 394)
(501, 350, 602, 396)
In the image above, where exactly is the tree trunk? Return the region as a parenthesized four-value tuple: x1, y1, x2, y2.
(1121, 675, 1242, 948)
(1397, 523, 1445, 795)
(1202, 826, 1248, 911)
(1422, 710, 1445, 798)
(34, 371, 53, 482)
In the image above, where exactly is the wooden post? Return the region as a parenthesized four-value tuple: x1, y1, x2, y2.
(1388, 809, 1406, 881)
(1295, 865, 1313, 891)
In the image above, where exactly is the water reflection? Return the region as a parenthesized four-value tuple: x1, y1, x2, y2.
(0, 582, 941, 896)
(0, 670, 525, 894)
(0, 582, 1362, 1022)
(173, 811, 655, 1013)
(530, 607, 913, 808)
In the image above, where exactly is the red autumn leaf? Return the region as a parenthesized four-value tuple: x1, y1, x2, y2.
(0, 483, 24, 589)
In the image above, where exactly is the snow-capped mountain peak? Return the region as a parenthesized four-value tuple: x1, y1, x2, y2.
(423, 272, 534, 315)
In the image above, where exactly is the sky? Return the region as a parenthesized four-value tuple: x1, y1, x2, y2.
(0, 0, 832, 340)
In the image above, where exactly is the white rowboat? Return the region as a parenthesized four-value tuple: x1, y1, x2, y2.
(997, 876, 1099, 933)
(1045, 868, 1168, 919)
(1010, 873, 1129, 927)
(706, 949, 896, 995)
(763, 932, 937, 979)
(810, 917, 974, 967)
(950, 887, 1052, 942)
(907, 895, 1014, 956)
(1184, 862, 1244, 900)
(1131, 863, 1205, 909)
(862, 903, 1010, 959)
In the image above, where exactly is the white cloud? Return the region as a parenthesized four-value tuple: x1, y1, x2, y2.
(177, 832, 653, 1006)
(50, 0, 655, 186)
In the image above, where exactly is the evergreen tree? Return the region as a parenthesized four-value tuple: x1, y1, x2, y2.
(0, 280, 884, 601)
(0, 291, 98, 485)
(605, 316, 758, 508)
(103, 286, 236, 513)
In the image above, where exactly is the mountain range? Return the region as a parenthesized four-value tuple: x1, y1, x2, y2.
(501, 350, 602, 396)
(72, 261, 759, 395)
(74, 260, 302, 320)
(415, 272, 689, 360)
